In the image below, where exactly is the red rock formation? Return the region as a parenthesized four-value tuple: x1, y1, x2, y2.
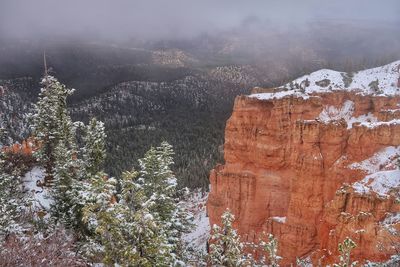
(207, 92, 400, 265)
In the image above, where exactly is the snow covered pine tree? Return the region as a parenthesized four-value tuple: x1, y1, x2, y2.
(82, 142, 193, 266)
(208, 210, 245, 267)
(31, 75, 75, 185)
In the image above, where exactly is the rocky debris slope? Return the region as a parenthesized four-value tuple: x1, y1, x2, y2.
(207, 61, 400, 265)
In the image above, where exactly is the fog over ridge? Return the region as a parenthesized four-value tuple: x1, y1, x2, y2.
(1, 0, 399, 41)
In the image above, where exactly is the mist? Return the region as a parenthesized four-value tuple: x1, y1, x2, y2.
(1, 0, 399, 42)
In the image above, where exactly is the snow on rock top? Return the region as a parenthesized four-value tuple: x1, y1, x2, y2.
(249, 60, 400, 100)
(350, 146, 400, 197)
(381, 212, 400, 235)
(250, 90, 311, 100)
(271, 216, 286, 223)
(353, 170, 400, 197)
(317, 100, 379, 129)
(349, 146, 400, 174)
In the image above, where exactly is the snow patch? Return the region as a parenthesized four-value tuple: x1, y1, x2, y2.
(353, 170, 400, 197)
(271, 216, 286, 223)
(318, 100, 379, 129)
(349, 146, 400, 174)
(364, 254, 400, 266)
(182, 190, 210, 256)
(249, 60, 400, 100)
(22, 167, 52, 210)
(382, 212, 400, 225)
(250, 90, 310, 101)
(383, 108, 400, 113)
(381, 212, 400, 235)
(318, 100, 354, 123)
(358, 119, 400, 129)
(350, 146, 400, 197)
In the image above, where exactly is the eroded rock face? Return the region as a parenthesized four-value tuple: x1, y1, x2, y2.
(207, 91, 400, 265)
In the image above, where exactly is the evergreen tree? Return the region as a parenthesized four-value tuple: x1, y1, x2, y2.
(0, 160, 28, 238)
(81, 171, 118, 259)
(137, 142, 193, 262)
(259, 233, 280, 267)
(208, 210, 244, 267)
(50, 139, 85, 232)
(0, 130, 30, 239)
(333, 237, 358, 267)
(82, 143, 193, 265)
(83, 170, 174, 266)
(30, 75, 86, 232)
(82, 118, 106, 176)
(30, 75, 97, 234)
(31, 75, 75, 185)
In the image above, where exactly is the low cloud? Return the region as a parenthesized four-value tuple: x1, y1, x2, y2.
(0, 0, 399, 41)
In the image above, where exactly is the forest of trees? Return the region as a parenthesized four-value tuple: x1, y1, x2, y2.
(0, 75, 193, 265)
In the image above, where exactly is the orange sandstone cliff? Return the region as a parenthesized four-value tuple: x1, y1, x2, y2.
(207, 61, 400, 265)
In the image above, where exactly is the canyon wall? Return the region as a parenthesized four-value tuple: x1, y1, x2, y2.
(207, 90, 400, 265)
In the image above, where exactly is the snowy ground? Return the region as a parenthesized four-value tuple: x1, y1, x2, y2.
(22, 167, 52, 210)
(349, 146, 400, 174)
(250, 60, 400, 100)
(350, 146, 400, 197)
(353, 170, 400, 197)
(317, 100, 381, 129)
(313, 99, 400, 129)
(182, 190, 210, 260)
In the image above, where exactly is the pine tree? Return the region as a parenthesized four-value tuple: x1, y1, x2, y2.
(0, 147, 30, 238)
(83, 170, 174, 266)
(0, 169, 25, 238)
(29, 75, 85, 232)
(137, 142, 193, 262)
(30, 75, 96, 235)
(82, 143, 193, 265)
(82, 118, 106, 176)
(259, 233, 280, 267)
(208, 210, 244, 267)
(31, 75, 75, 185)
(81, 171, 118, 259)
(50, 139, 85, 232)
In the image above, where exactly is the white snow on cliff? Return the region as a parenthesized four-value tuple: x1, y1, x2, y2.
(317, 99, 400, 129)
(349, 146, 400, 174)
(317, 100, 379, 129)
(353, 170, 400, 197)
(271, 216, 286, 223)
(250, 90, 311, 100)
(250, 60, 400, 100)
(380, 212, 400, 235)
(350, 146, 400, 197)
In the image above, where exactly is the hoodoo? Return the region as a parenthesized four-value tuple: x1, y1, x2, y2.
(207, 61, 400, 265)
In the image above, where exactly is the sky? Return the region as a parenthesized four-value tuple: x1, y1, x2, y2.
(0, 0, 399, 41)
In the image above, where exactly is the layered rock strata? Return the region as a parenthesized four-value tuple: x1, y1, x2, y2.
(207, 61, 400, 265)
